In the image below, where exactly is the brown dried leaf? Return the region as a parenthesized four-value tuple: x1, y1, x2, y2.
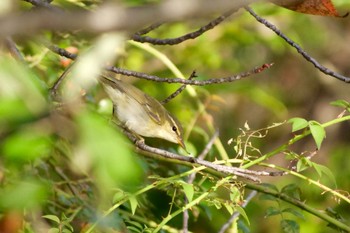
(273, 0, 348, 17)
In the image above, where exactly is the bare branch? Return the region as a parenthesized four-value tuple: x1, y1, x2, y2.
(4, 37, 25, 61)
(132, 9, 237, 45)
(122, 129, 283, 182)
(108, 63, 273, 86)
(245, 6, 350, 83)
(46, 42, 273, 86)
(1, 0, 258, 38)
(46, 43, 78, 60)
(161, 70, 197, 104)
(134, 22, 164, 36)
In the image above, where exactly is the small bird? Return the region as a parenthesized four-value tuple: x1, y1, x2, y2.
(100, 74, 186, 150)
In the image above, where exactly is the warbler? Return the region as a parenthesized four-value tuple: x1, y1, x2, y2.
(100, 74, 186, 150)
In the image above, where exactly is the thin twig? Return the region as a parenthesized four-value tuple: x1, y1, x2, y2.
(47, 43, 78, 60)
(48, 160, 80, 196)
(218, 191, 257, 233)
(161, 70, 197, 104)
(134, 22, 164, 36)
(108, 63, 273, 86)
(245, 6, 350, 83)
(46, 43, 273, 86)
(122, 130, 283, 182)
(49, 64, 74, 99)
(132, 9, 237, 45)
(183, 130, 219, 233)
(4, 37, 25, 61)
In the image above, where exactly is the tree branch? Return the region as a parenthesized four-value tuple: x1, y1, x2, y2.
(46, 42, 273, 86)
(245, 6, 350, 83)
(108, 63, 273, 85)
(131, 9, 237, 45)
(122, 130, 283, 183)
(2, 0, 258, 38)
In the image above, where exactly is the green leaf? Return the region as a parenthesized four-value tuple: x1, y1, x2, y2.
(296, 157, 312, 172)
(282, 208, 305, 219)
(125, 220, 143, 229)
(235, 206, 250, 225)
(179, 181, 194, 202)
(311, 163, 337, 186)
(62, 229, 73, 233)
(281, 184, 301, 200)
(129, 195, 138, 215)
(127, 226, 142, 233)
(43, 215, 61, 224)
(48, 228, 60, 233)
(229, 186, 241, 203)
(288, 118, 308, 132)
(330, 99, 350, 108)
(284, 151, 299, 160)
(0, 57, 48, 137)
(308, 121, 326, 149)
(224, 203, 234, 215)
(0, 180, 48, 210)
(280, 219, 300, 233)
(113, 190, 126, 203)
(265, 206, 281, 217)
(2, 129, 52, 163)
(75, 110, 143, 191)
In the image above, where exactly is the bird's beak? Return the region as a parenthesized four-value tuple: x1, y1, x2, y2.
(178, 138, 189, 154)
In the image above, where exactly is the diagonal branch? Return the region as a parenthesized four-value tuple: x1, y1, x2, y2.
(245, 6, 350, 83)
(131, 9, 237, 45)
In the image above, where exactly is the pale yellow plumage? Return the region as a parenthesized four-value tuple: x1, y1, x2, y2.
(100, 74, 186, 149)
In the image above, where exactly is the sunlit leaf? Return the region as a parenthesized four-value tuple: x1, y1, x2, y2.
(74, 110, 143, 191)
(330, 99, 350, 108)
(2, 129, 52, 163)
(0, 57, 47, 127)
(288, 118, 308, 132)
(235, 206, 250, 225)
(179, 181, 194, 202)
(43, 215, 61, 224)
(230, 186, 241, 203)
(129, 195, 138, 215)
(311, 163, 337, 186)
(309, 121, 326, 149)
(224, 203, 234, 215)
(296, 157, 312, 172)
(0, 180, 48, 210)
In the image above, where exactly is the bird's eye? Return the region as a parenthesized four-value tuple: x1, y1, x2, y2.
(172, 126, 177, 132)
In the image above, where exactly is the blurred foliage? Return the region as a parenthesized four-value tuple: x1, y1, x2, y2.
(1, 0, 350, 232)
